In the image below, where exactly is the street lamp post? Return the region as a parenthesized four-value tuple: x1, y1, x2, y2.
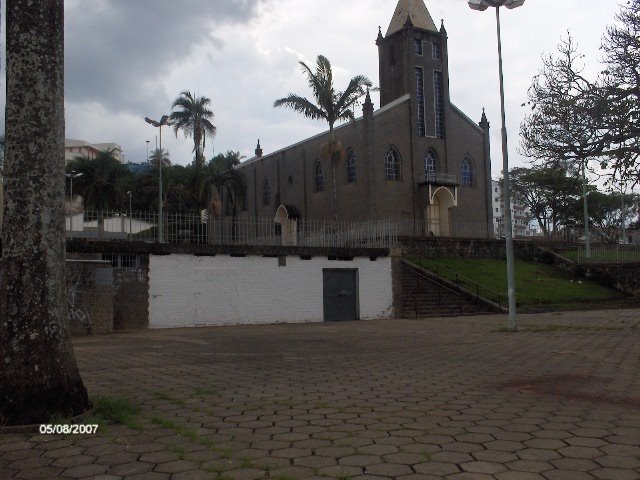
(468, 0, 524, 332)
(127, 190, 133, 241)
(144, 115, 172, 243)
(65, 170, 83, 202)
(581, 157, 591, 258)
(567, 132, 591, 259)
(620, 183, 627, 243)
(146, 140, 150, 164)
(497, 216, 504, 238)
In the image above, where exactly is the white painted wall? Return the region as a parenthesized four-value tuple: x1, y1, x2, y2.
(149, 254, 393, 328)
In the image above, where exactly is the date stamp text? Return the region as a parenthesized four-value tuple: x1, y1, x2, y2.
(39, 424, 98, 435)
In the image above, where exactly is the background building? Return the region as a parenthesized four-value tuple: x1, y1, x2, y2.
(491, 179, 538, 238)
(65, 139, 124, 164)
(235, 0, 493, 238)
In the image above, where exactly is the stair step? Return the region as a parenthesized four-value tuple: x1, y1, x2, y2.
(401, 264, 498, 317)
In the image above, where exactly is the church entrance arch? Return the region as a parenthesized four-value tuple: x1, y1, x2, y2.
(426, 187, 456, 237)
(274, 205, 299, 246)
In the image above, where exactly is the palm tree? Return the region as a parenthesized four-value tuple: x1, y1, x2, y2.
(0, 135, 4, 229)
(0, 134, 5, 172)
(274, 55, 372, 221)
(200, 152, 247, 215)
(149, 148, 171, 168)
(1, 0, 89, 425)
(170, 90, 216, 168)
(66, 150, 132, 210)
(147, 148, 173, 214)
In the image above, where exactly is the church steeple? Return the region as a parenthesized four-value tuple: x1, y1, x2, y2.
(386, 0, 438, 36)
(479, 108, 490, 130)
(440, 19, 447, 36)
(378, 0, 450, 109)
(363, 88, 374, 118)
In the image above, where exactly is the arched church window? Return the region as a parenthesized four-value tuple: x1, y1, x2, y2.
(425, 150, 438, 180)
(461, 156, 475, 187)
(262, 178, 271, 206)
(416, 67, 425, 137)
(345, 149, 356, 184)
(414, 38, 423, 56)
(314, 160, 324, 192)
(384, 146, 401, 181)
(434, 71, 445, 139)
(433, 42, 442, 61)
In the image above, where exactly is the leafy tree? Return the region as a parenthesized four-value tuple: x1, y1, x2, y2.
(510, 166, 585, 238)
(521, 1, 640, 186)
(274, 55, 372, 221)
(1, 0, 89, 425)
(163, 164, 201, 211)
(170, 90, 216, 168)
(57, 148, 248, 215)
(598, 0, 640, 184)
(66, 150, 133, 210)
(519, 35, 603, 177)
(201, 151, 247, 217)
(565, 190, 639, 243)
(130, 171, 162, 212)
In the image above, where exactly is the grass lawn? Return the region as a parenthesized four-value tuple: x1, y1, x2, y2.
(408, 257, 628, 308)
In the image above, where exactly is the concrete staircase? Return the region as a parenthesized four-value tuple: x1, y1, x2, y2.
(401, 260, 501, 318)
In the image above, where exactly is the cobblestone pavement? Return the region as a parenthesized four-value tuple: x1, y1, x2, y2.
(2, 309, 640, 480)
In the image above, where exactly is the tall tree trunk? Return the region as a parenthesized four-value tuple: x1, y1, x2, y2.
(0, 0, 89, 425)
(329, 125, 338, 223)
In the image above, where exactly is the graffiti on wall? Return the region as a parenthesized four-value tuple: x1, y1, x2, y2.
(67, 270, 92, 333)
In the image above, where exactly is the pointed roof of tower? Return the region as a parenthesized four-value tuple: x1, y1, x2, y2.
(386, 0, 438, 36)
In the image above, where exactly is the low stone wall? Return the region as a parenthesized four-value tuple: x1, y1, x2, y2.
(400, 237, 505, 259)
(571, 263, 640, 297)
(113, 266, 149, 330)
(66, 260, 114, 335)
(535, 247, 640, 297)
(399, 237, 582, 261)
(68, 251, 149, 331)
(66, 238, 389, 259)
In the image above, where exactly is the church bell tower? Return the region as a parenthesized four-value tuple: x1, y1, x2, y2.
(377, 0, 450, 139)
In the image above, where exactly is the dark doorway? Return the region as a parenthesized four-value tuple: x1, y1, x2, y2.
(322, 269, 358, 322)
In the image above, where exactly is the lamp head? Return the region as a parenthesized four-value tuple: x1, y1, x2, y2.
(504, 0, 525, 9)
(144, 117, 161, 127)
(468, 0, 489, 11)
(468, 0, 525, 10)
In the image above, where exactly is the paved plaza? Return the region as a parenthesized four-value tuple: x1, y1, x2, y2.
(1, 310, 640, 480)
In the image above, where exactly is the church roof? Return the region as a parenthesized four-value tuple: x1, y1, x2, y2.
(386, 0, 438, 36)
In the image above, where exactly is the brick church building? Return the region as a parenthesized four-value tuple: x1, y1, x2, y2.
(236, 0, 493, 238)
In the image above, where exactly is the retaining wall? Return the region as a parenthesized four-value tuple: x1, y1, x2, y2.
(399, 236, 579, 261)
(66, 260, 114, 335)
(570, 262, 640, 297)
(113, 266, 149, 330)
(149, 254, 394, 328)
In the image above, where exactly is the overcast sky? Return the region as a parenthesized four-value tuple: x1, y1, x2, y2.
(0, 0, 624, 178)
